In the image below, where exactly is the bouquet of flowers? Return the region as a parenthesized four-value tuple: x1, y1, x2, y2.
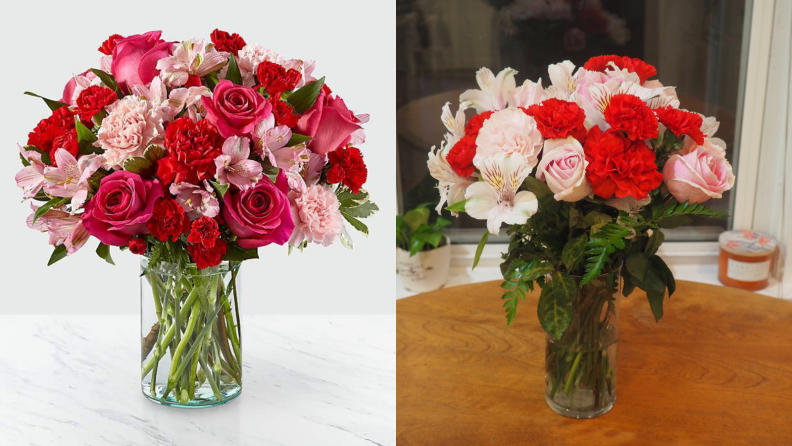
(427, 55, 734, 416)
(15, 30, 377, 406)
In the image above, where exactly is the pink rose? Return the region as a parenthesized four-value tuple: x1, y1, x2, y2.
(663, 137, 735, 204)
(81, 171, 164, 246)
(295, 89, 361, 155)
(536, 137, 592, 202)
(222, 172, 294, 248)
(111, 31, 173, 90)
(202, 80, 272, 138)
(288, 184, 344, 247)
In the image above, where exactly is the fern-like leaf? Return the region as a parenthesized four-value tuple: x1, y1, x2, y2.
(581, 221, 634, 285)
(655, 200, 727, 220)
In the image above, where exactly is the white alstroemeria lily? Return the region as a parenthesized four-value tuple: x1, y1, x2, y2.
(698, 113, 720, 138)
(215, 136, 263, 190)
(509, 78, 547, 108)
(465, 153, 538, 235)
(157, 39, 228, 87)
(440, 101, 469, 148)
(427, 142, 475, 215)
(42, 149, 104, 211)
(643, 80, 680, 109)
(15, 146, 46, 198)
(252, 115, 292, 157)
(546, 60, 577, 100)
(460, 67, 517, 113)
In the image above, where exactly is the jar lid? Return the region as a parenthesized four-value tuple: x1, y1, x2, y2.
(718, 230, 777, 257)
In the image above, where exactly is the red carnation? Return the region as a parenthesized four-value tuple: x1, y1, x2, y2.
(157, 117, 223, 185)
(326, 146, 368, 194)
(147, 198, 191, 242)
(654, 106, 705, 145)
(128, 238, 148, 255)
(255, 61, 301, 97)
(446, 135, 477, 178)
(524, 98, 586, 140)
(188, 238, 228, 270)
(210, 29, 246, 57)
(604, 94, 658, 141)
(583, 55, 657, 84)
(464, 111, 494, 138)
(75, 86, 118, 125)
(27, 107, 78, 167)
(583, 127, 663, 200)
(187, 216, 221, 249)
(98, 34, 124, 55)
(273, 100, 299, 128)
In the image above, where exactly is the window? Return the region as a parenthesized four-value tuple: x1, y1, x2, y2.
(397, 0, 748, 243)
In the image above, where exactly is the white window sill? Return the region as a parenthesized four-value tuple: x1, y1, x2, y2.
(396, 242, 788, 300)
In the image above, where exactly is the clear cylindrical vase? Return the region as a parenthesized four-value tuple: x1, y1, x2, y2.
(544, 267, 620, 418)
(140, 257, 242, 408)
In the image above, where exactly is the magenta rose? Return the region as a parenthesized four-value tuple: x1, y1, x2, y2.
(295, 89, 362, 155)
(111, 31, 173, 90)
(222, 172, 294, 248)
(663, 137, 735, 204)
(202, 80, 272, 138)
(82, 171, 164, 246)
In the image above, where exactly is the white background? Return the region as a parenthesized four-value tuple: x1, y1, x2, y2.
(0, 0, 396, 315)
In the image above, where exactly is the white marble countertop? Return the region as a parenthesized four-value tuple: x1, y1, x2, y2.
(0, 315, 395, 446)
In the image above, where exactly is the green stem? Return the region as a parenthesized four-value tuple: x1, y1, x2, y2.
(564, 351, 583, 395)
(141, 288, 200, 378)
(198, 355, 223, 400)
(167, 301, 201, 388)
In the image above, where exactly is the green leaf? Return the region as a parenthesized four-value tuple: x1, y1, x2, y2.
(523, 176, 553, 201)
(523, 262, 556, 282)
(537, 279, 574, 339)
(286, 133, 313, 146)
(644, 229, 665, 256)
(287, 77, 325, 114)
(623, 274, 637, 296)
(33, 197, 69, 224)
(413, 231, 444, 249)
(90, 69, 120, 94)
(75, 121, 101, 156)
(561, 235, 587, 271)
(403, 207, 430, 231)
(626, 252, 650, 281)
(502, 288, 521, 329)
(646, 290, 665, 322)
(223, 244, 259, 262)
(343, 213, 369, 235)
(47, 245, 68, 266)
(143, 144, 166, 162)
(95, 243, 115, 265)
(342, 200, 379, 219)
(409, 238, 425, 256)
(444, 199, 467, 213)
(472, 231, 489, 270)
(650, 255, 676, 297)
(24, 91, 67, 111)
(632, 267, 666, 293)
(550, 271, 578, 304)
(123, 157, 155, 177)
(656, 215, 691, 229)
(225, 55, 243, 85)
(583, 211, 612, 229)
(209, 180, 230, 199)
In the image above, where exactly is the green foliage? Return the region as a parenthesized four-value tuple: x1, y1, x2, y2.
(24, 91, 67, 111)
(580, 220, 633, 286)
(287, 77, 325, 114)
(287, 133, 313, 146)
(444, 199, 466, 212)
(472, 231, 489, 269)
(339, 188, 379, 236)
(655, 200, 728, 221)
(47, 245, 68, 266)
(225, 55, 243, 85)
(397, 203, 450, 256)
(75, 121, 101, 156)
(123, 157, 156, 177)
(537, 272, 576, 338)
(96, 243, 115, 265)
(33, 196, 70, 224)
(143, 144, 166, 162)
(561, 235, 587, 270)
(209, 180, 230, 199)
(500, 259, 556, 328)
(90, 69, 121, 95)
(224, 244, 259, 262)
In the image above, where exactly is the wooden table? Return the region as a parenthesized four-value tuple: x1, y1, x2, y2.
(397, 281, 792, 445)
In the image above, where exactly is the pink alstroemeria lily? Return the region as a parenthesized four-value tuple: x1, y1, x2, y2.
(43, 149, 104, 211)
(252, 115, 292, 157)
(169, 181, 220, 219)
(214, 136, 263, 190)
(464, 153, 538, 235)
(27, 205, 89, 254)
(157, 39, 228, 87)
(15, 146, 46, 198)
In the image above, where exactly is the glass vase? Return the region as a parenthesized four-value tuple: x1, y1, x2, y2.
(140, 257, 242, 408)
(544, 267, 620, 418)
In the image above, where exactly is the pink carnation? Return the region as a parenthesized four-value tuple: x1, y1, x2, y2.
(97, 95, 164, 168)
(288, 184, 344, 247)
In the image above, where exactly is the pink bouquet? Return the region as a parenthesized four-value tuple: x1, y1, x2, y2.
(16, 30, 377, 269)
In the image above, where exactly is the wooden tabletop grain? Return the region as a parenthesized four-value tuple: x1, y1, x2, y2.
(397, 280, 792, 445)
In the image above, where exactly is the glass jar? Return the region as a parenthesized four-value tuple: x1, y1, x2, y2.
(544, 267, 620, 419)
(718, 230, 776, 291)
(140, 257, 242, 407)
